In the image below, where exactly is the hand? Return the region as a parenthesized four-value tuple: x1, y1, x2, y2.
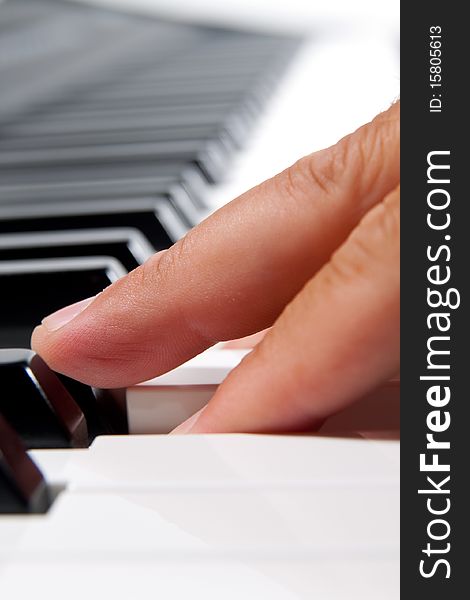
(32, 101, 400, 434)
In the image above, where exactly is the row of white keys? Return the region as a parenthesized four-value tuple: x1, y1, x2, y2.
(0, 433, 398, 599)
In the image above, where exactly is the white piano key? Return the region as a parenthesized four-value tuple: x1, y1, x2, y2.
(30, 434, 398, 491)
(131, 347, 249, 387)
(0, 557, 399, 600)
(0, 485, 398, 556)
(0, 228, 155, 264)
(125, 346, 399, 435)
(0, 255, 127, 279)
(126, 347, 249, 434)
(26, 449, 87, 487)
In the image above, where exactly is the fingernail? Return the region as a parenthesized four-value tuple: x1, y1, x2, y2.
(170, 407, 206, 435)
(222, 329, 269, 349)
(41, 296, 96, 332)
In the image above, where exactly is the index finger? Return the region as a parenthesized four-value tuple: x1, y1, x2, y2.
(32, 102, 399, 388)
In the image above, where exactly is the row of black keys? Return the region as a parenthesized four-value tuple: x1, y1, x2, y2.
(0, 3, 299, 348)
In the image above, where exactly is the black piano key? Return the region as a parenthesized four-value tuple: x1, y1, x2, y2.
(119, 49, 289, 75)
(0, 256, 126, 348)
(0, 173, 207, 216)
(0, 349, 88, 449)
(0, 139, 215, 165)
(9, 99, 246, 124)
(41, 89, 257, 113)
(119, 60, 287, 85)
(0, 161, 209, 210)
(0, 198, 186, 248)
(2, 117, 248, 153)
(4, 105, 251, 142)
(72, 76, 262, 103)
(0, 228, 154, 271)
(0, 414, 51, 514)
(0, 160, 210, 194)
(0, 139, 229, 184)
(0, 123, 236, 153)
(42, 65, 279, 109)
(56, 373, 115, 438)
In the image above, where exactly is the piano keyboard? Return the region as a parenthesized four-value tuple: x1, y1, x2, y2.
(0, 0, 300, 350)
(0, 0, 400, 597)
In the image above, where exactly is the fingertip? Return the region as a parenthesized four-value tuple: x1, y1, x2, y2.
(30, 323, 48, 356)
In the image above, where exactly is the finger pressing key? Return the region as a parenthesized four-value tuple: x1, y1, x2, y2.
(31, 103, 399, 390)
(173, 186, 400, 433)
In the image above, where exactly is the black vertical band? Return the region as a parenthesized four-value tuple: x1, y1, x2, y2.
(401, 2, 468, 595)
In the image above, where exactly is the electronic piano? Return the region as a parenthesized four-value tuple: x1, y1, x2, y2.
(0, 0, 400, 597)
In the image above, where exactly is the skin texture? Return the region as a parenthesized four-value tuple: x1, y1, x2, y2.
(32, 101, 400, 434)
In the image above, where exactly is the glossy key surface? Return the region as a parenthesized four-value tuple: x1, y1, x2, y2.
(0, 257, 125, 348)
(0, 228, 153, 271)
(0, 349, 87, 449)
(0, 414, 50, 514)
(0, 198, 185, 249)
